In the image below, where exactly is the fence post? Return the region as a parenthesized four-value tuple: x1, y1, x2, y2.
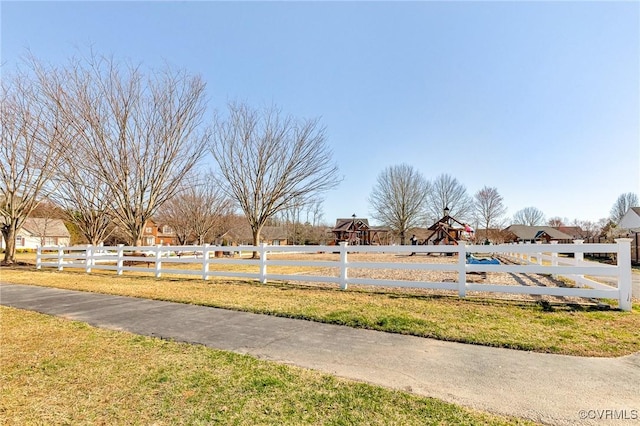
(458, 243, 466, 297)
(518, 242, 524, 262)
(202, 243, 210, 280)
(85, 244, 93, 273)
(573, 239, 584, 283)
(260, 243, 267, 284)
(339, 241, 348, 290)
(154, 244, 162, 278)
(615, 238, 633, 311)
(550, 241, 558, 279)
(573, 239, 584, 263)
(536, 241, 543, 265)
(117, 244, 124, 275)
(36, 246, 42, 270)
(57, 245, 64, 271)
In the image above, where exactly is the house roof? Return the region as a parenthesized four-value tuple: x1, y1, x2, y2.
(333, 218, 370, 232)
(503, 225, 573, 241)
(619, 207, 640, 231)
(427, 215, 466, 231)
(555, 226, 584, 238)
(21, 218, 70, 237)
(370, 225, 390, 232)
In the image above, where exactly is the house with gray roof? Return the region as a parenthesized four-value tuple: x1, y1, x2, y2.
(619, 207, 640, 232)
(1, 218, 71, 250)
(503, 224, 574, 243)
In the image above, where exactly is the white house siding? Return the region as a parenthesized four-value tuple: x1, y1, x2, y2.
(619, 207, 640, 232)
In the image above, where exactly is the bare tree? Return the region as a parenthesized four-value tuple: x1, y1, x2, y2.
(154, 195, 192, 245)
(610, 192, 639, 224)
(278, 195, 306, 245)
(307, 198, 325, 228)
(473, 186, 507, 243)
(547, 217, 565, 227)
(276, 195, 325, 245)
(0, 70, 70, 264)
(426, 174, 473, 223)
(210, 102, 341, 255)
(573, 219, 600, 239)
(38, 53, 209, 245)
(50, 153, 115, 245)
(179, 174, 233, 244)
(513, 207, 545, 226)
(369, 164, 430, 245)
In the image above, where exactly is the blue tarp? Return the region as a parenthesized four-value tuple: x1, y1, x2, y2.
(466, 254, 500, 265)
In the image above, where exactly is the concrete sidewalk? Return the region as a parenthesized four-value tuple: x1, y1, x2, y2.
(1, 283, 638, 425)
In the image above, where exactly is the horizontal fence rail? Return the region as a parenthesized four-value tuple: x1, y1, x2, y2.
(35, 239, 634, 311)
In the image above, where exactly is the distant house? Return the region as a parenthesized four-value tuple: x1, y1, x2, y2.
(619, 207, 640, 232)
(141, 220, 178, 246)
(503, 225, 573, 243)
(474, 228, 513, 244)
(156, 224, 178, 245)
(618, 208, 640, 265)
(555, 226, 585, 240)
(1, 218, 71, 250)
(260, 226, 289, 246)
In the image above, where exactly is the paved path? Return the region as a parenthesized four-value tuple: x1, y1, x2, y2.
(593, 273, 640, 302)
(1, 283, 638, 425)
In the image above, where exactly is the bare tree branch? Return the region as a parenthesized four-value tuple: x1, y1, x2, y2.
(369, 164, 430, 245)
(473, 186, 507, 242)
(44, 53, 209, 245)
(0, 68, 70, 263)
(610, 192, 638, 224)
(157, 172, 234, 245)
(513, 207, 545, 226)
(426, 174, 473, 223)
(210, 103, 341, 255)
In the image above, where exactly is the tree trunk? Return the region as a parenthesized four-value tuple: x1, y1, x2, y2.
(129, 221, 145, 247)
(251, 226, 263, 259)
(2, 224, 18, 265)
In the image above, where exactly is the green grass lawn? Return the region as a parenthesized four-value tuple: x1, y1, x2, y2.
(1, 307, 532, 425)
(2, 267, 638, 357)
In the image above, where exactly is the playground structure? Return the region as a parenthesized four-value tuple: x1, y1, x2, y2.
(425, 207, 475, 245)
(331, 215, 390, 245)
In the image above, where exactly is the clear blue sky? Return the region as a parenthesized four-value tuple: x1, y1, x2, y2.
(2, 1, 639, 226)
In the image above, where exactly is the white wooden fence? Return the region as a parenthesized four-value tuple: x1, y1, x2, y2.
(36, 239, 634, 311)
